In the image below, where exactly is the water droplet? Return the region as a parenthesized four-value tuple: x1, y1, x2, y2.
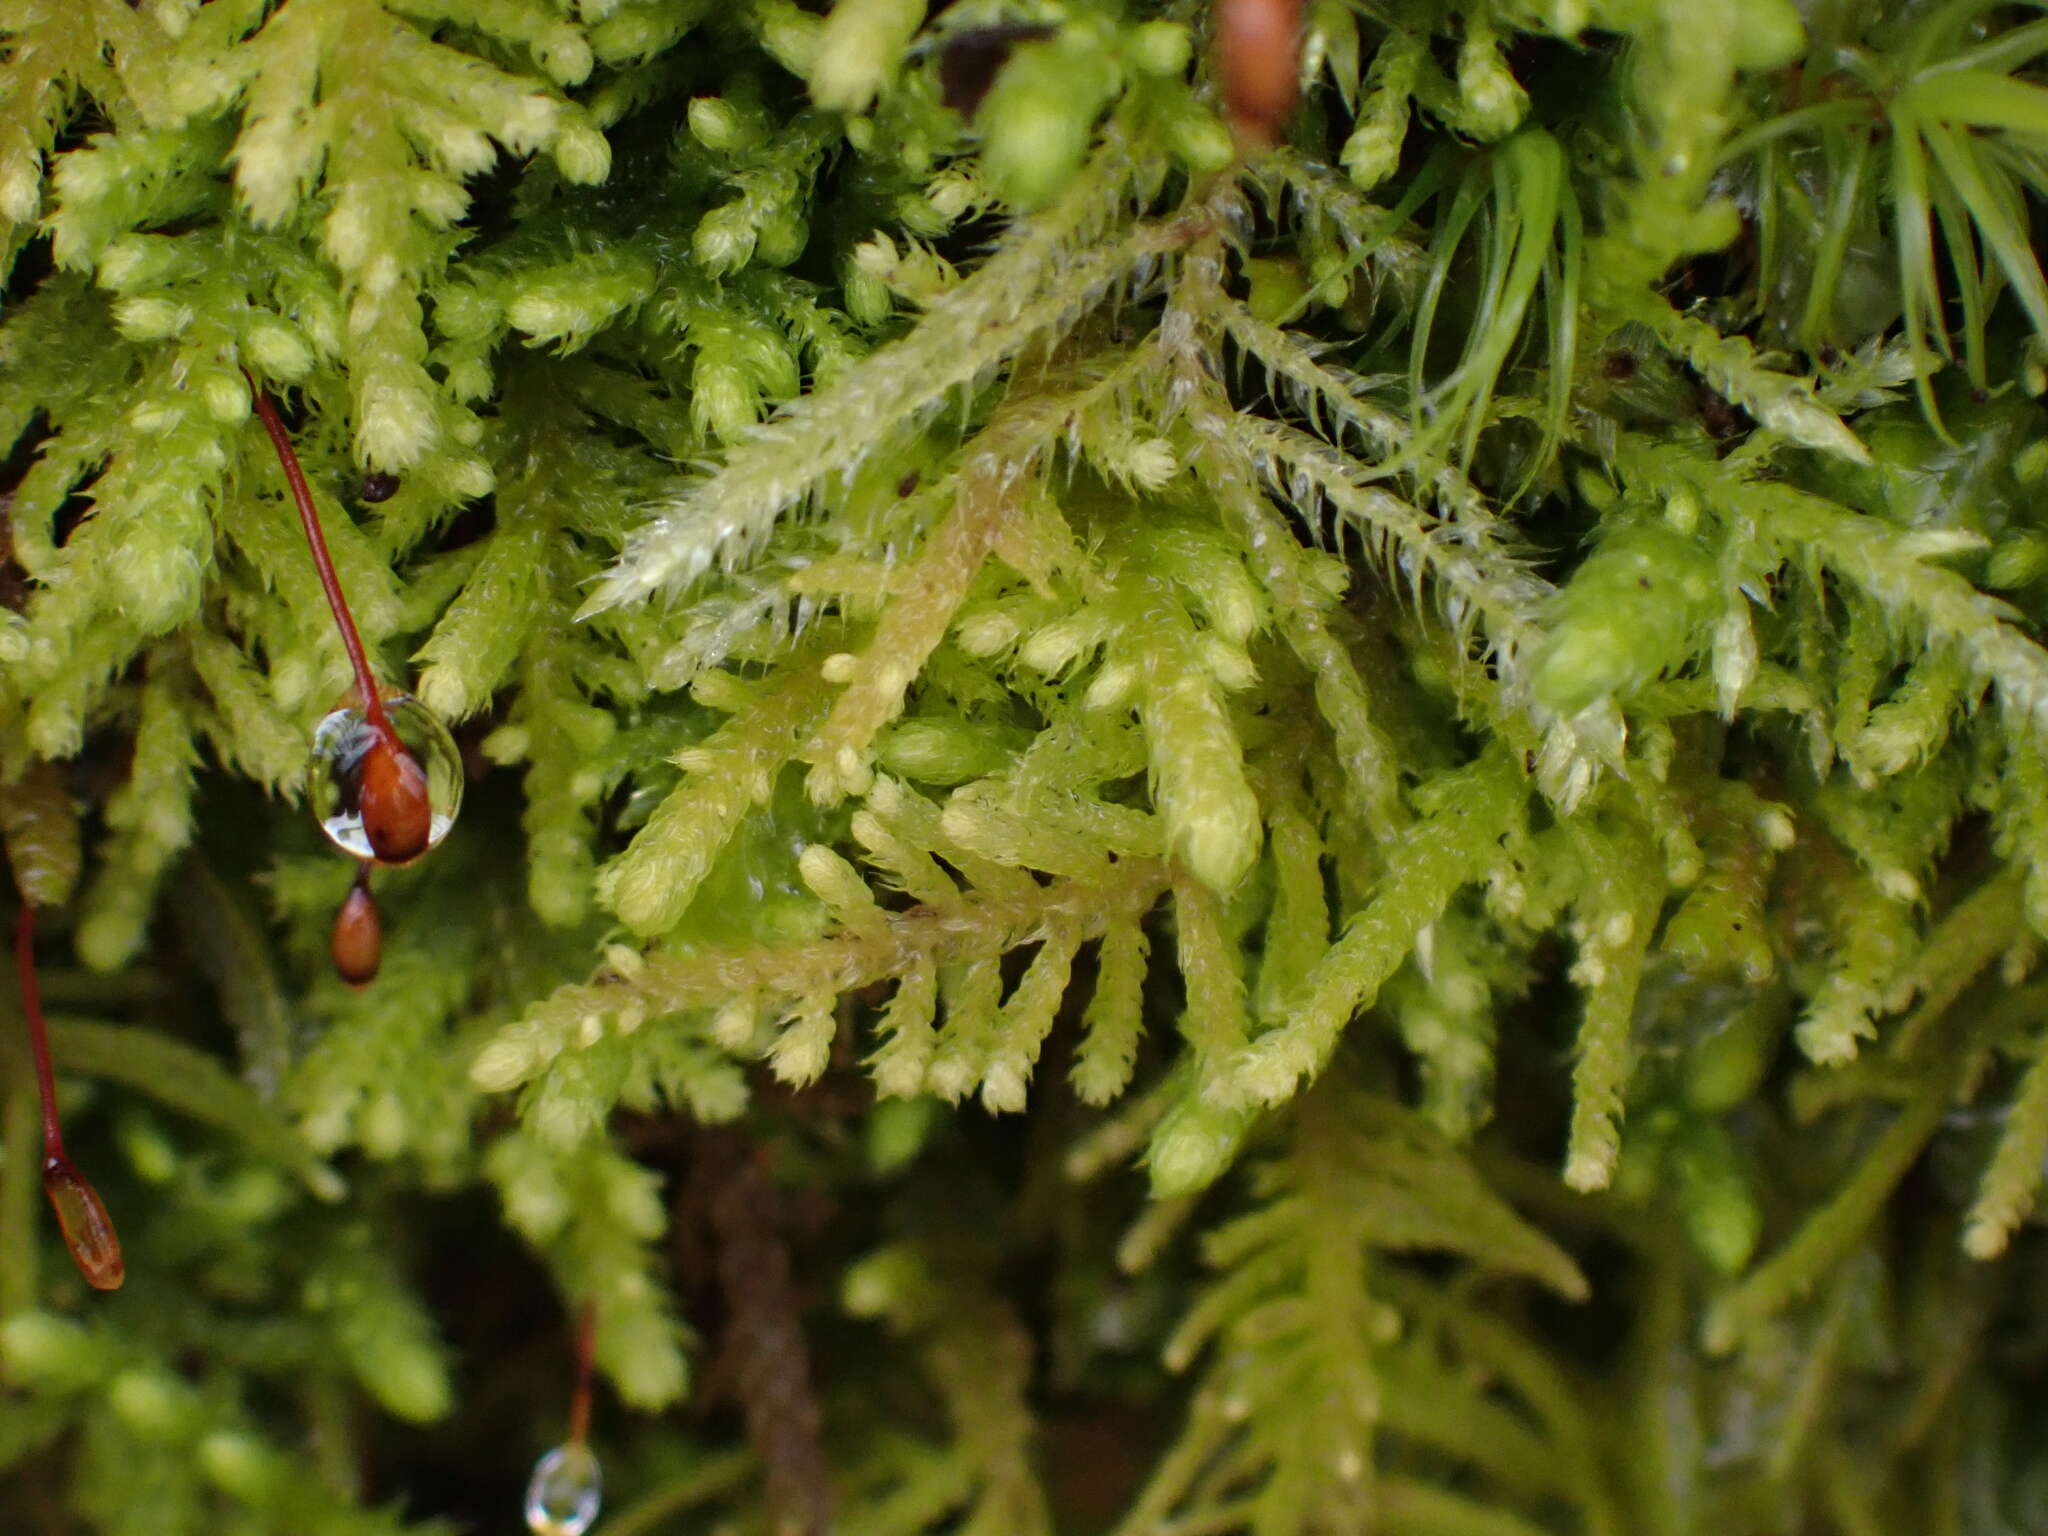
(331, 869, 382, 986)
(524, 1443, 602, 1536)
(359, 471, 399, 504)
(309, 697, 462, 865)
(44, 1155, 123, 1290)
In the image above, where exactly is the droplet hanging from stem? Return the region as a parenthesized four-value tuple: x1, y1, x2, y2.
(248, 383, 452, 866)
(308, 697, 462, 865)
(525, 1302, 603, 1536)
(15, 906, 122, 1291)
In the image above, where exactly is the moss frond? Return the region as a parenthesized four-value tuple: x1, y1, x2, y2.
(10, 0, 2048, 1526)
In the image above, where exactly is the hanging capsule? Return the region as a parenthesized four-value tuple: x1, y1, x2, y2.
(525, 1443, 603, 1536)
(1214, 0, 1303, 150)
(308, 697, 463, 865)
(16, 905, 123, 1290)
(251, 385, 459, 869)
(331, 868, 382, 987)
(359, 471, 400, 504)
(357, 730, 433, 864)
(44, 1153, 124, 1291)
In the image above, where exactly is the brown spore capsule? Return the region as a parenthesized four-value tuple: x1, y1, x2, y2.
(331, 869, 382, 987)
(358, 730, 432, 865)
(1214, 0, 1303, 150)
(359, 471, 399, 504)
(16, 905, 122, 1291)
(44, 1154, 124, 1291)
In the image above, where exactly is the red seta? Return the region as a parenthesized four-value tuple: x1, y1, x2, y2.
(569, 1301, 597, 1448)
(16, 907, 123, 1290)
(248, 384, 432, 866)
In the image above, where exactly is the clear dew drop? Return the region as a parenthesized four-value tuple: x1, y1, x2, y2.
(524, 1443, 602, 1536)
(308, 696, 463, 864)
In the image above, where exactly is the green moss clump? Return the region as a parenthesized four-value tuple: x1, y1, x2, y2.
(5, 0, 2048, 1529)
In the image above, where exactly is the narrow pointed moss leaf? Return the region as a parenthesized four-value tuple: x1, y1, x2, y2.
(0, 765, 82, 909)
(47, 1019, 345, 1202)
(171, 861, 296, 1099)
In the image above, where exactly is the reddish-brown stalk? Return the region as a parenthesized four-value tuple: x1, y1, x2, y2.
(568, 1301, 597, 1449)
(248, 384, 432, 864)
(15, 906, 123, 1290)
(248, 387, 392, 737)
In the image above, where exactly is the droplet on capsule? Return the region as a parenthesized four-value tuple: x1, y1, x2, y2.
(358, 731, 432, 863)
(525, 1442, 602, 1536)
(331, 868, 382, 987)
(309, 697, 462, 865)
(44, 1154, 123, 1291)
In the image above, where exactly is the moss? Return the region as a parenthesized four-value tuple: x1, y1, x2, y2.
(4, 0, 2048, 1528)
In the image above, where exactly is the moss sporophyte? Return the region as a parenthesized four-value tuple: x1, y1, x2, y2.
(524, 1303, 603, 1536)
(250, 385, 463, 981)
(11, 0, 2048, 1529)
(15, 906, 121, 1291)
